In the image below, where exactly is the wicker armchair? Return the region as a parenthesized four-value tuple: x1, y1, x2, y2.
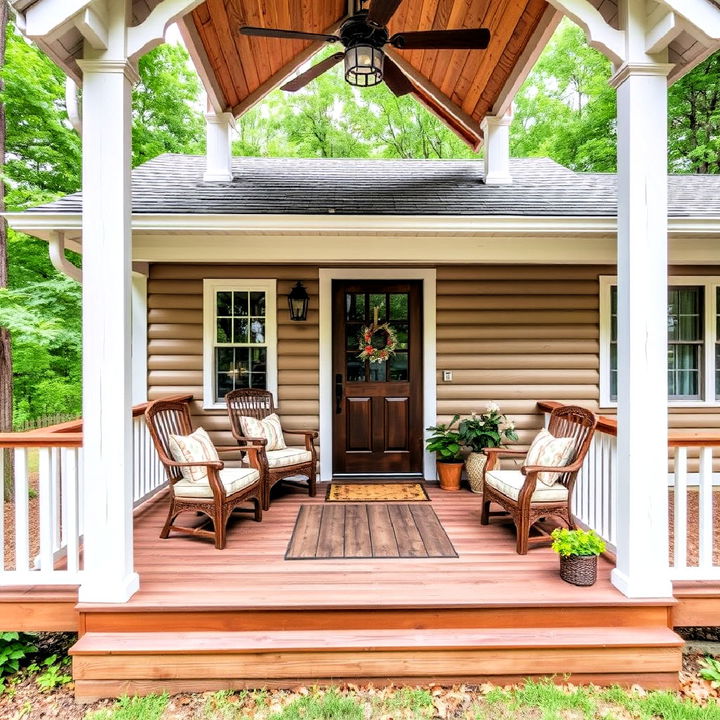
(226, 389, 317, 510)
(480, 405, 598, 554)
(146, 399, 264, 549)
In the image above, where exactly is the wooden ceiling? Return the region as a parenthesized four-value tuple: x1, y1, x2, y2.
(184, 0, 555, 149)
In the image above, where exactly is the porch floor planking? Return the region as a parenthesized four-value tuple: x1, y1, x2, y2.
(91, 484, 664, 611)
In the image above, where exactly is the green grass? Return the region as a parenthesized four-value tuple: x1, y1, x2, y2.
(268, 688, 364, 720)
(84, 694, 169, 720)
(371, 686, 435, 717)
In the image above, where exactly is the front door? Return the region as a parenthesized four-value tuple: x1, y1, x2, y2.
(332, 280, 423, 476)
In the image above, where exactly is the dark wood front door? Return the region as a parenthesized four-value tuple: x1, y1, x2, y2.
(332, 280, 423, 476)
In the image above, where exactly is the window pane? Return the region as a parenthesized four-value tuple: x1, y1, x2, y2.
(250, 291, 265, 317)
(233, 318, 248, 344)
(369, 293, 386, 323)
(233, 292, 249, 317)
(716, 344, 720, 400)
(668, 344, 701, 398)
(389, 352, 408, 381)
(217, 317, 232, 344)
(346, 293, 366, 321)
(668, 287, 702, 341)
(389, 294, 408, 320)
(250, 373, 266, 389)
(610, 287, 617, 342)
(249, 318, 265, 344)
(216, 373, 234, 400)
(216, 347, 234, 372)
(250, 347, 267, 373)
(216, 291, 232, 317)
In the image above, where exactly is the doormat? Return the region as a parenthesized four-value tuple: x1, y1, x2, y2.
(286, 503, 457, 559)
(325, 482, 429, 502)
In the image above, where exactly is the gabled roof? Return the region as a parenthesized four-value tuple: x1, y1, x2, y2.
(20, 154, 720, 218)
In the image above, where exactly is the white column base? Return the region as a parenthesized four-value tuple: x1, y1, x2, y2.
(611, 567, 673, 599)
(79, 571, 140, 604)
(202, 171, 233, 182)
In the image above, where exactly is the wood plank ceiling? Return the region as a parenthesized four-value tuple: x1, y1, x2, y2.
(188, 0, 551, 150)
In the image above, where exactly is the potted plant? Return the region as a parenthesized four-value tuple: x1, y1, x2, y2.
(458, 402, 518, 494)
(425, 415, 464, 491)
(551, 528, 606, 586)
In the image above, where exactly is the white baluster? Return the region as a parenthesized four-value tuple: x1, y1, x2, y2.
(673, 446, 688, 570)
(698, 446, 713, 569)
(64, 449, 80, 574)
(38, 448, 53, 572)
(14, 448, 29, 572)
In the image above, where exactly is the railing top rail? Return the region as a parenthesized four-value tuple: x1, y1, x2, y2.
(0, 395, 193, 448)
(538, 400, 720, 447)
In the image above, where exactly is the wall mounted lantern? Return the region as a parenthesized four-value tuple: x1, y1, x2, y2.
(288, 281, 310, 321)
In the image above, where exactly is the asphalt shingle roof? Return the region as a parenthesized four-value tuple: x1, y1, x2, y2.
(23, 154, 720, 218)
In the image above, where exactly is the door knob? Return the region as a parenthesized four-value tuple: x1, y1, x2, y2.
(335, 373, 343, 414)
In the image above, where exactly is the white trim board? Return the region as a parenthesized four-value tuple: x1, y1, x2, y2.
(318, 268, 437, 482)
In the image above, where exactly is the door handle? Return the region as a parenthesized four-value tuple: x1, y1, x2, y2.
(335, 373, 343, 414)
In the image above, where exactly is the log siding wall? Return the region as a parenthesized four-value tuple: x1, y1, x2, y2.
(148, 263, 720, 454)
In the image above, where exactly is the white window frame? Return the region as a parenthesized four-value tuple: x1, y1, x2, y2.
(600, 275, 719, 408)
(202, 279, 278, 410)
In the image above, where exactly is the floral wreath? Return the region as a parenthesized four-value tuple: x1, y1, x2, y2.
(357, 322, 398, 364)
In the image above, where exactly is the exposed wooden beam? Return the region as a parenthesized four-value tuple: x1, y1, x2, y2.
(658, 0, 720, 41)
(545, 0, 626, 65)
(22, 0, 92, 40)
(385, 49, 484, 145)
(492, 5, 563, 117)
(645, 9, 682, 55)
(231, 17, 347, 118)
(127, 0, 207, 61)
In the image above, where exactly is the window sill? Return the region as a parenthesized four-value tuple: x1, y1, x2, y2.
(203, 401, 227, 411)
(600, 401, 720, 410)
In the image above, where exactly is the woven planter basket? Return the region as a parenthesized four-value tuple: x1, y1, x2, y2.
(559, 554, 598, 586)
(465, 452, 488, 494)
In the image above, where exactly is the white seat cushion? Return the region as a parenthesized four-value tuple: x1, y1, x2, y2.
(173, 467, 259, 499)
(485, 469, 569, 503)
(523, 428, 576, 486)
(243, 446, 313, 469)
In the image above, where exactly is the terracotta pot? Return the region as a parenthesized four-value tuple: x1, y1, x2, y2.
(465, 452, 488, 494)
(436, 460, 463, 491)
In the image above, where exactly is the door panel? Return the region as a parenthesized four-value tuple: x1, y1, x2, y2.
(332, 280, 423, 476)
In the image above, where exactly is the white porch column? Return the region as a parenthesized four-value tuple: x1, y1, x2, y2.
(131, 269, 148, 405)
(204, 112, 234, 182)
(481, 113, 512, 185)
(77, 0, 140, 603)
(610, 0, 673, 598)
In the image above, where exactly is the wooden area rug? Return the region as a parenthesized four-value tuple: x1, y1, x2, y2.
(285, 503, 457, 560)
(325, 482, 429, 502)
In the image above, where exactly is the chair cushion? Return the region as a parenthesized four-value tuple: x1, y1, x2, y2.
(239, 413, 287, 450)
(173, 467, 260, 499)
(168, 427, 219, 483)
(523, 428, 575, 486)
(243, 446, 313, 469)
(485, 469, 569, 503)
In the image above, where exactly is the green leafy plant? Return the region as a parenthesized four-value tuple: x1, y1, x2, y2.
(425, 415, 463, 463)
(0, 632, 37, 680)
(27, 653, 72, 691)
(551, 528, 606, 557)
(700, 656, 720, 688)
(458, 402, 519, 453)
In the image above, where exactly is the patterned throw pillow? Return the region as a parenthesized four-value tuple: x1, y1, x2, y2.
(239, 413, 287, 450)
(523, 428, 576, 486)
(168, 427, 219, 483)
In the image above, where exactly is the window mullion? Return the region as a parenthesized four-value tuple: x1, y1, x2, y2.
(707, 282, 718, 403)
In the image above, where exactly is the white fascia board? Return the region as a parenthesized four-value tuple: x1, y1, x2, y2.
(6, 211, 720, 238)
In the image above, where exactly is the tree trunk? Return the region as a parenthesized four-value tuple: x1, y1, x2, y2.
(0, 1, 13, 501)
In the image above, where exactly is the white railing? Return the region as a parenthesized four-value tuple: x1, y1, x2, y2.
(0, 395, 189, 587)
(540, 401, 720, 582)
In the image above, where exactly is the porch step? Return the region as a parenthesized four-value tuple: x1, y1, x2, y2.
(71, 626, 683, 700)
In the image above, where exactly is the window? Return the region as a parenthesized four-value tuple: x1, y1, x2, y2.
(203, 280, 277, 409)
(600, 277, 720, 407)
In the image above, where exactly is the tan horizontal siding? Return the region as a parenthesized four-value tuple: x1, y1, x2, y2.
(147, 263, 720, 462)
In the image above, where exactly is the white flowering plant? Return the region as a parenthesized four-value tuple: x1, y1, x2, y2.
(457, 402, 519, 453)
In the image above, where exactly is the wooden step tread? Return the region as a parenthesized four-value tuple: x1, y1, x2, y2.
(72, 627, 684, 656)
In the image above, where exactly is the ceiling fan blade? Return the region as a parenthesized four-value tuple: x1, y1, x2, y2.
(281, 52, 345, 92)
(383, 57, 413, 96)
(390, 28, 491, 50)
(366, 0, 404, 28)
(239, 26, 339, 43)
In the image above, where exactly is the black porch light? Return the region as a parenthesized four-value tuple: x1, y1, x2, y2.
(344, 43, 384, 87)
(288, 281, 310, 321)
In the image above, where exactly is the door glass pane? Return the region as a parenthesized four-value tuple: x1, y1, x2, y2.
(394, 323, 409, 350)
(369, 362, 387, 382)
(346, 293, 366, 321)
(389, 293, 408, 320)
(369, 293, 386, 323)
(346, 324, 363, 349)
(389, 352, 408, 381)
(346, 355, 365, 382)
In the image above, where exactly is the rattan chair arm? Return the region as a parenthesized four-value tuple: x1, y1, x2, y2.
(231, 433, 268, 447)
(484, 448, 527, 457)
(163, 458, 224, 470)
(215, 445, 262, 458)
(521, 459, 583, 476)
(284, 429, 319, 439)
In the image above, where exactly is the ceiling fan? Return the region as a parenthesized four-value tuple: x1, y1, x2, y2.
(238, 0, 491, 95)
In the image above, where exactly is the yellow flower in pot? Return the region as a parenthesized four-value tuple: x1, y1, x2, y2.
(551, 528, 606, 586)
(425, 415, 463, 491)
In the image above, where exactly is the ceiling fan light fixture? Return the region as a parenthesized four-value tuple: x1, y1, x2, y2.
(344, 44, 384, 87)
